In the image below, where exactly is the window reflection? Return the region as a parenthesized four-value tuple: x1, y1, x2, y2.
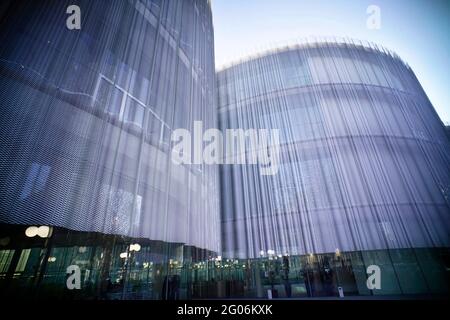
(0, 223, 448, 299)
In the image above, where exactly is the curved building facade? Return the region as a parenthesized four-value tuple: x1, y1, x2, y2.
(0, 1, 448, 299)
(0, 0, 219, 298)
(218, 40, 450, 295)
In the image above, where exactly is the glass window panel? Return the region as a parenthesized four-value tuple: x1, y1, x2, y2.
(124, 97, 145, 128)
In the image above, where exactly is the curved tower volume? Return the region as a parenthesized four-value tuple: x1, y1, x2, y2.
(218, 40, 450, 260)
(0, 0, 219, 298)
(0, 1, 449, 299)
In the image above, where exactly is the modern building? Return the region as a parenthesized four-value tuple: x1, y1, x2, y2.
(0, 2, 449, 299)
(218, 39, 450, 296)
(0, 0, 220, 299)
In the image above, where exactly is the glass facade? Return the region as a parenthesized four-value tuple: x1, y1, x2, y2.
(0, 2, 448, 299)
(218, 41, 450, 296)
(0, 0, 220, 299)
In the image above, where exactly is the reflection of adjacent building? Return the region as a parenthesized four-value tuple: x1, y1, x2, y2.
(0, 0, 220, 299)
(218, 40, 450, 296)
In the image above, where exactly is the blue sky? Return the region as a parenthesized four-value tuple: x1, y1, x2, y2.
(211, 0, 450, 124)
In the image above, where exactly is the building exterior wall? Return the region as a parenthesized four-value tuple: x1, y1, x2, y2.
(0, 1, 448, 298)
(0, 0, 220, 253)
(218, 41, 450, 259)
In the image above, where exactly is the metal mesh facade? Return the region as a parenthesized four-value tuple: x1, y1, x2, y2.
(0, 0, 220, 253)
(218, 40, 450, 259)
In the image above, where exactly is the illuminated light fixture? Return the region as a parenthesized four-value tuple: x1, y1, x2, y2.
(309, 253, 314, 257)
(335, 248, 341, 256)
(25, 226, 52, 238)
(48, 257, 56, 262)
(129, 243, 141, 252)
(216, 256, 222, 261)
(120, 252, 128, 259)
(78, 246, 87, 253)
(259, 250, 265, 256)
(267, 249, 275, 255)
